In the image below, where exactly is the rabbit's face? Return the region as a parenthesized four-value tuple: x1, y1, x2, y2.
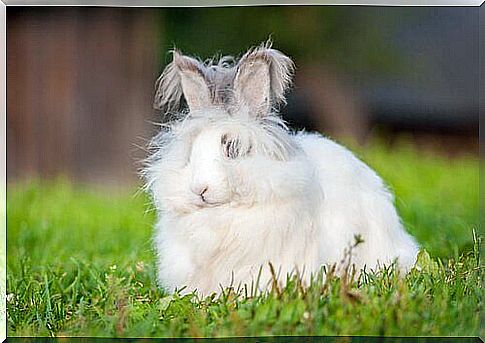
(173, 114, 304, 210)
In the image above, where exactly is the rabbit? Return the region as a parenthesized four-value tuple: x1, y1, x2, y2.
(144, 41, 419, 296)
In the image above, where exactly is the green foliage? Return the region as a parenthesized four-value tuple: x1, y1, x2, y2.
(158, 7, 406, 74)
(7, 141, 482, 337)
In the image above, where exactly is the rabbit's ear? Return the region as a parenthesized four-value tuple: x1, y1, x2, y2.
(233, 43, 294, 117)
(154, 50, 211, 113)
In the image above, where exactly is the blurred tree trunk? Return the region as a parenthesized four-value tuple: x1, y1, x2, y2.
(7, 8, 162, 186)
(295, 63, 369, 144)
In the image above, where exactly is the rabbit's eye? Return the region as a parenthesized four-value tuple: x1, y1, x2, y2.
(221, 134, 240, 159)
(221, 134, 251, 159)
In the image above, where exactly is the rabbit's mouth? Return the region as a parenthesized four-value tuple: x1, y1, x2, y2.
(194, 197, 227, 208)
(195, 202, 225, 210)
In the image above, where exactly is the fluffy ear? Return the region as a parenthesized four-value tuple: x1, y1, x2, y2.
(154, 50, 211, 113)
(233, 43, 295, 117)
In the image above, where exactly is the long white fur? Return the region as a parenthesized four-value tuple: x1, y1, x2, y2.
(144, 42, 419, 295)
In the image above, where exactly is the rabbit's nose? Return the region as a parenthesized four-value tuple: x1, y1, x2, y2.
(199, 187, 208, 197)
(191, 185, 209, 200)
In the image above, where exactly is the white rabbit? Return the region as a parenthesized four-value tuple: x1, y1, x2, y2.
(144, 42, 419, 295)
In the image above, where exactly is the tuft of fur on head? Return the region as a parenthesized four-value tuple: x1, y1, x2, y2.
(153, 40, 295, 116)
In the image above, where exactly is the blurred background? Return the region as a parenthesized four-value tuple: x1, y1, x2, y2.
(7, 6, 479, 187)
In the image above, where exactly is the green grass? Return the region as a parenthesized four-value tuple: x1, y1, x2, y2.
(7, 140, 482, 337)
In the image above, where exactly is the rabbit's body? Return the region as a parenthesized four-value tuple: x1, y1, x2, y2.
(297, 133, 418, 273)
(146, 43, 418, 295)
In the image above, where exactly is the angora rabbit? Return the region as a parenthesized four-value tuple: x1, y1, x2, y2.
(145, 42, 419, 295)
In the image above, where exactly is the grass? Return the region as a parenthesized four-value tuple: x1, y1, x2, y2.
(6, 140, 482, 338)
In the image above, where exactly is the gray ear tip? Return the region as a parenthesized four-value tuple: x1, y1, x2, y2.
(171, 49, 184, 63)
(171, 49, 196, 68)
(269, 47, 294, 62)
(171, 50, 205, 73)
(251, 44, 294, 66)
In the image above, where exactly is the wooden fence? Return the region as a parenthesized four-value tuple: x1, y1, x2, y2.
(8, 8, 161, 185)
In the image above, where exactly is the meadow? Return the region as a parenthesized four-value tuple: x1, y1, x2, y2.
(6, 139, 482, 337)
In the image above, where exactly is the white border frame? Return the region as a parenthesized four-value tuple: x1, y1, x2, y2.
(1, 2, 482, 341)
